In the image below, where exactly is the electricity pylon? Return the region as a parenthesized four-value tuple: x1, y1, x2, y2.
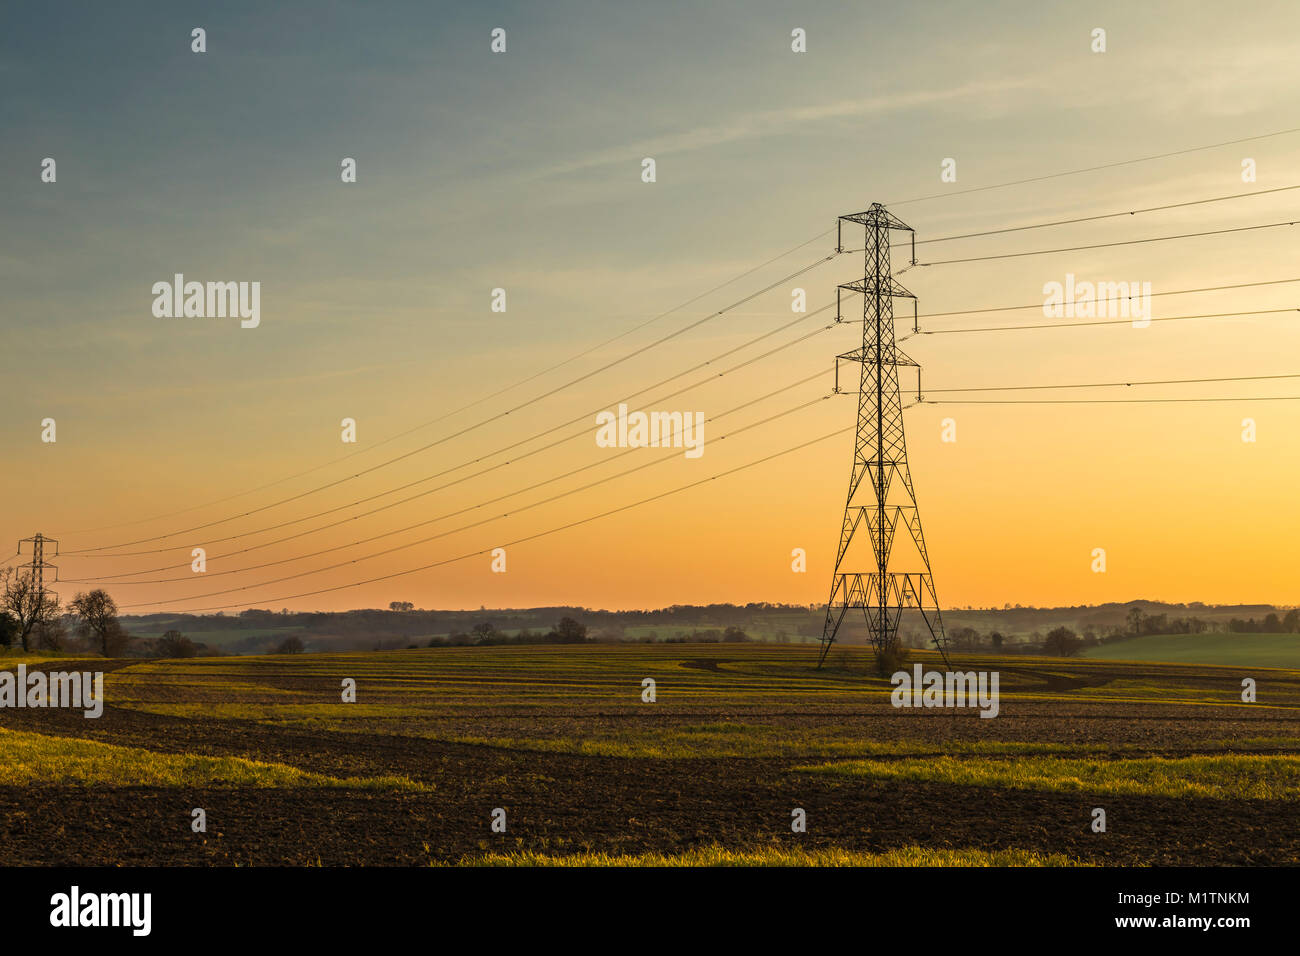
(817, 203, 949, 668)
(18, 532, 60, 605)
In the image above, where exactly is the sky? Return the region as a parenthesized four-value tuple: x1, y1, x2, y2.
(3, 0, 1300, 614)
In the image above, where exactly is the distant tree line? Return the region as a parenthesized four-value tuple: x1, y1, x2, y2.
(79, 598, 1300, 658)
(1226, 611, 1300, 633)
(935, 604, 1284, 658)
(430, 616, 592, 647)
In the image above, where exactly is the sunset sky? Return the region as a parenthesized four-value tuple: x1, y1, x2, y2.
(4, 0, 1300, 613)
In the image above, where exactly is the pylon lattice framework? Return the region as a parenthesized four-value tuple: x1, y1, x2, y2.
(817, 203, 949, 668)
(18, 532, 59, 605)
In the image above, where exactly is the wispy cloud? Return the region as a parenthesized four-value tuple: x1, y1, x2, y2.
(538, 77, 1041, 179)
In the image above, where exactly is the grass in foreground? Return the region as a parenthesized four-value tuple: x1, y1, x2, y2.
(455, 845, 1086, 867)
(432, 730, 1127, 759)
(799, 753, 1300, 800)
(399, 730, 1300, 760)
(0, 727, 427, 790)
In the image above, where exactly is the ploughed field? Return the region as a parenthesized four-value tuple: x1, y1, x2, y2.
(2, 644, 1298, 866)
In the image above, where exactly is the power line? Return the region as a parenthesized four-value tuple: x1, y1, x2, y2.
(65, 285, 1300, 563)
(908, 183, 1300, 247)
(118, 394, 838, 610)
(90, 367, 1300, 588)
(49, 125, 1300, 609)
(57, 240, 840, 538)
(68, 369, 832, 585)
(886, 126, 1300, 207)
(925, 372, 1300, 394)
(926, 396, 1300, 405)
(916, 276, 1300, 321)
(60, 125, 1300, 540)
(66, 308, 841, 559)
(63, 257, 838, 555)
(918, 220, 1299, 267)
(60, 288, 1300, 578)
(915, 307, 1299, 335)
(145, 384, 1295, 612)
(124, 417, 893, 614)
(849, 184, 1300, 255)
(96, 339, 1300, 613)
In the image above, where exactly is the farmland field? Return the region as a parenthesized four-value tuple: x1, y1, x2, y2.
(1, 643, 1298, 866)
(1081, 632, 1300, 668)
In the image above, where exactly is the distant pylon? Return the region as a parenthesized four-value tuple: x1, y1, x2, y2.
(18, 532, 60, 605)
(817, 204, 949, 668)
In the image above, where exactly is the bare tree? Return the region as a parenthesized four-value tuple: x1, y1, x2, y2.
(549, 617, 587, 644)
(1044, 626, 1081, 657)
(1, 568, 61, 652)
(1126, 606, 1144, 636)
(274, 635, 305, 654)
(155, 630, 198, 658)
(69, 589, 126, 657)
(34, 617, 68, 652)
